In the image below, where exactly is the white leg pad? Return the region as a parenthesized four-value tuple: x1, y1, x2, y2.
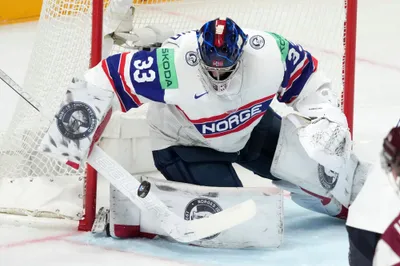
(271, 114, 372, 208)
(109, 184, 142, 238)
(110, 176, 284, 248)
(100, 106, 159, 238)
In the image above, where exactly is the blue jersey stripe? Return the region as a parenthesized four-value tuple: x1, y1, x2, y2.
(275, 38, 318, 104)
(104, 54, 140, 110)
(278, 54, 317, 103)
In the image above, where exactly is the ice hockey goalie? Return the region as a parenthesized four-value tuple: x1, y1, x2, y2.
(39, 13, 373, 249)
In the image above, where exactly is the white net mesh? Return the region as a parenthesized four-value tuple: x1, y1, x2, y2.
(0, 0, 352, 221)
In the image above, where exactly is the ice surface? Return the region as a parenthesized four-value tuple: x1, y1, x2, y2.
(1, 200, 348, 266)
(1, 0, 400, 265)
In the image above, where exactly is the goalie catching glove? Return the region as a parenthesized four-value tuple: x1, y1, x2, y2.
(287, 72, 352, 172)
(272, 72, 368, 210)
(296, 115, 352, 173)
(271, 112, 370, 211)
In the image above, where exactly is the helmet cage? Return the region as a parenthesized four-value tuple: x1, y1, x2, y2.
(198, 59, 243, 94)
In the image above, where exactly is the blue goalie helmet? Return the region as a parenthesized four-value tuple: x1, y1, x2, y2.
(196, 17, 248, 94)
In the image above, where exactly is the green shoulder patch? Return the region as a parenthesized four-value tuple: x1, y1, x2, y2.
(266, 32, 289, 62)
(156, 48, 179, 89)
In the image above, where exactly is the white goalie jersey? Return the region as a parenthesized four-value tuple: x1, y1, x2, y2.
(40, 25, 354, 203)
(84, 29, 345, 155)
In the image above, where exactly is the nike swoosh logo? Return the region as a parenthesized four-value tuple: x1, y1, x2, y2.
(194, 91, 208, 99)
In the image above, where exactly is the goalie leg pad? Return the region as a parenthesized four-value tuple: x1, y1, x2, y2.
(109, 184, 141, 238)
(236, 106, 282, 180)
(110, 177, 284, 248)
(271, 114, 372, 208)
(272, 180, 348, 219)
(152, 107, 282, 187)
(109, 184, 160, 239)
(292, 188, 348, 219)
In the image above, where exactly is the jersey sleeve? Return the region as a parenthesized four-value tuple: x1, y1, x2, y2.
(100, 48, 179, 112)
(268, 32, 318, 104)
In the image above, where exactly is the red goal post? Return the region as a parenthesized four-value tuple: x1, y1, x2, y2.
(343, 0, 357, 136)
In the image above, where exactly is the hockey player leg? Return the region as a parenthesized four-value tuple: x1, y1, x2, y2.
(232, 107, 346, 218)
(347, 225, 381, 266)
(109, 176, 283, 248)
(152, 145, 243, 187)
(230, 106, 351, 218)
(273, 180, 348, 219)
(270, 113, 372, 218)
(237, 106, 281, 181)
(100, 127, 258, 243)
(102, 2, 174, 55)
(100, 118, 160, 239)
(89, 145, 257, 243)
(109, 184, 160, 239)
(102, 136, 282, 247)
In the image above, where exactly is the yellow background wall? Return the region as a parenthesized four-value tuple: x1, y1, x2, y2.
(0, 0, 43, 25)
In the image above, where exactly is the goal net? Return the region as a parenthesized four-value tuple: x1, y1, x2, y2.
(0, 0, 356, 230)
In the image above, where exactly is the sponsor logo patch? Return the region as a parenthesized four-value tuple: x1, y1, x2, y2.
(189, 95, 274, 138)
(156, 48, 179, 89)
(194, 91, 208, 99)
(56, 101, 97, 140)
(268, 32, 289, 61)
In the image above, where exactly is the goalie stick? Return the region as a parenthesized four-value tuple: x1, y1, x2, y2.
(0, 68, 257, 243)
(0, 69, 41, 112)
(88, 145, 257, 242)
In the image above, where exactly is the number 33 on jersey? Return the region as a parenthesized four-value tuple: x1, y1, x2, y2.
(100, 48, 178, 112)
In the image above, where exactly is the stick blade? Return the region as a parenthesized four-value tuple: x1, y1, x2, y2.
(165, 199, 257, 243)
